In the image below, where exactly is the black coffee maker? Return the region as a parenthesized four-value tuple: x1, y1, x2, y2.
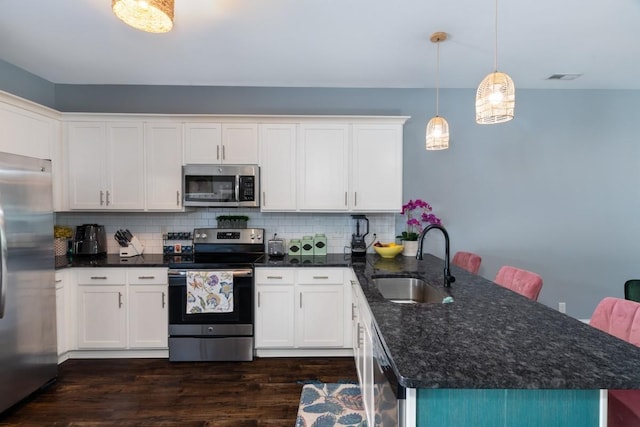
(350, 215, 369, 257)
(74, 224, 107, 257)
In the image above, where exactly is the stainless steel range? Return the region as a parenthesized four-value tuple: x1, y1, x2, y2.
(167, 228, 264, 362)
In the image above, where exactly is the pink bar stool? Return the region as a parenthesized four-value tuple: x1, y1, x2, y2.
(589, 297, 640, 427)
(452, 251, 482, 275)
(494, 266, 543, 301)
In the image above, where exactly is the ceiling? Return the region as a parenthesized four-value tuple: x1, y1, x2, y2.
(1, 0, 639, 90)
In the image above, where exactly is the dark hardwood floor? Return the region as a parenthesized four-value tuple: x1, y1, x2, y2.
(0, 357, 358, 427)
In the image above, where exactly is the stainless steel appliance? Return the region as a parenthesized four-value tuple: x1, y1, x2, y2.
(183, 164, 259, 208)
(267, 233, 285, 257)
(167, 228, 264, 361)
(351, 215, 369, 256)
(0, 152, 57, 413)
(73, 224, 107, 256)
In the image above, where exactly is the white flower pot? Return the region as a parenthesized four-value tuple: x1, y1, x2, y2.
(402, 240, 419, 257)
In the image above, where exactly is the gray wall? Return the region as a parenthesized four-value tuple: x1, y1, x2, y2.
(0, 59, 55, 108)
(3, 60, 639, 318)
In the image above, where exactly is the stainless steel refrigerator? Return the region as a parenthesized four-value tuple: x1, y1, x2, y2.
(0, 152, 57, 413)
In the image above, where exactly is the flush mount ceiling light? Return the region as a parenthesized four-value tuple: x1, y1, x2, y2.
(426, 31, 449, 151)
(475, 0, 515, 124)
(112, 0, 174, 33)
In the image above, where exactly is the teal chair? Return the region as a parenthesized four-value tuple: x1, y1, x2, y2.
(624, 280, 640, 303)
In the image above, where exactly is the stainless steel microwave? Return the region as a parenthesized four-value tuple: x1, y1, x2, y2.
(183, 164, 259, 208)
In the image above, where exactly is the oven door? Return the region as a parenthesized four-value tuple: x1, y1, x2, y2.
(168, 268, 253, 336)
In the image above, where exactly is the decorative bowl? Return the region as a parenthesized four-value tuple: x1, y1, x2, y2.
(373, 245, 404, 259)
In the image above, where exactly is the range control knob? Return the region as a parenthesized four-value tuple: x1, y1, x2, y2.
(201, 233, 207, 239)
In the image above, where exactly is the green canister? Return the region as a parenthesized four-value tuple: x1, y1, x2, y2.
(313, 234, 327, 256)
(288, 239, 301, 256)
(301, 236, 314, 256)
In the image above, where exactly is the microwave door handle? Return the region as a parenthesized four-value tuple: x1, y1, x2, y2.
(235, 176, 240, 204)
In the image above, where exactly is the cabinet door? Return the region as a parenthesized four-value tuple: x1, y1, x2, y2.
(297, 284, 344, 347)
(351, 124, 403, 211)
(255, 285, 295, 348)
(259, 124, 297, 211)
(105, 122, 145, 210)
(145, 122, 184, 210)
(298, 124, 350, 211)
(128, 285, 168, 348)
(0, 101, 53, 159)
(184, 123, 222, 164)
(55, 271, 67, 357)
(66, 122, 106, 209)
(77, 285, 127, 349)
(222, 123, 259, 164)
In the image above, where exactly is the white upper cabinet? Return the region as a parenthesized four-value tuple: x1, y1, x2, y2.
(298, 124, 350, 211)
(144, 122, 184, 211)
(66, 121, 145, 210)
(259, 124, 297, 211)
(350, 124, 403, 211)
(184, 123, 258, 165)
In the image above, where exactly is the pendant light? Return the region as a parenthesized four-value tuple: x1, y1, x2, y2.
(112, 0, 174, 33)
(475, 0, 515, 124)
(426, 32, 449, 150)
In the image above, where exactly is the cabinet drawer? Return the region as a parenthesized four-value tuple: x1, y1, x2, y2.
(127, 268, 168, 285)
(76, 268, 126, 285)
(297, 268, 344, 284)
(255, 268, 295, 284)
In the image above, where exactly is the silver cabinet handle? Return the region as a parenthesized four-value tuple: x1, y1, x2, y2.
(357, 324, 362, 349)
(100, 190, 104, 206)
(106, 190, 110, 206)
(262, 191, 266, 206)
(345, 192, 348, 206)
(137, 276, 155, 280)
(313, 276, 329, 280)
(118, 292, 123, 308)
(299, 293, 302, 308)
(55, 279, 63, 283)
(351, 303, 356, 320)
(216, 145, 220, 160)
(176, 191, 180, 206)
(354, 192, 357, 206)
(90, 276, 107, 280)
(257, 292, 260, 308)
(161, 292, 165, 308)
(267, 276, 283, 280)
(222, 145, 226, 160)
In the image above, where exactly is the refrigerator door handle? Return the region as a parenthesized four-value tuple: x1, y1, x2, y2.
(0, 203, 6, 319)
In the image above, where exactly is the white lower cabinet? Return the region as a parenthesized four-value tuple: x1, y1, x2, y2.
(352, 279, 375, 426)
(296, 270, 345, 347)
(76, 269, 128, 349)
(73, 267, 168, 352)
(55, 270, 69, 358)
(128, 268, 168, 348)
(255, 268, 351, 354)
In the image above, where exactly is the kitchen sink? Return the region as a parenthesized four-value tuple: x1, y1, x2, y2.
(371, 276, 453, 304)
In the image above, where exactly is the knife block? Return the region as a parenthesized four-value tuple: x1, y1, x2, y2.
(119, 236, 145, 257)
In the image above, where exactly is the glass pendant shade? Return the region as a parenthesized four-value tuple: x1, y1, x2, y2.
(426, 116, 449, 150)
(112, 0, 174, 33)
(475, 71, 515, 124)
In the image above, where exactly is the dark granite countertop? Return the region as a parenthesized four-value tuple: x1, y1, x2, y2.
(354, 253, 640, 390)
(56, 251, 640, 390)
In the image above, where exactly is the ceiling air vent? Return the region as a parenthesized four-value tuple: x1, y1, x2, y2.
(546, 74, 583, 81)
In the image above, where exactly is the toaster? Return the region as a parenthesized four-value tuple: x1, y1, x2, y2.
(268, 234, 286, 257)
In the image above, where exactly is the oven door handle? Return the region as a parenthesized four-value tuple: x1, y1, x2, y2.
(168, 269, 254, 279)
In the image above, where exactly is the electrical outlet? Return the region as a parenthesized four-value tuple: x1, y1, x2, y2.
(558, 302, 566, 313)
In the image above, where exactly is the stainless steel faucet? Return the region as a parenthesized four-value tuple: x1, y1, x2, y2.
(416, 224, 456, 288)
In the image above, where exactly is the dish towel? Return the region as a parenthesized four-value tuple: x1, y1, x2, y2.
(186, 271, 234, 314)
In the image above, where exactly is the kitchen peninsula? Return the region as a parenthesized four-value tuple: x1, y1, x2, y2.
(352, 254, 640, 426)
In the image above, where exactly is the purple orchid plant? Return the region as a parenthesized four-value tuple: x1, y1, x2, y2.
(397, 199, 441, 241)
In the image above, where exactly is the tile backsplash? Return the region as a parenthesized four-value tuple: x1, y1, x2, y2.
(55, 210, 397, 255)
